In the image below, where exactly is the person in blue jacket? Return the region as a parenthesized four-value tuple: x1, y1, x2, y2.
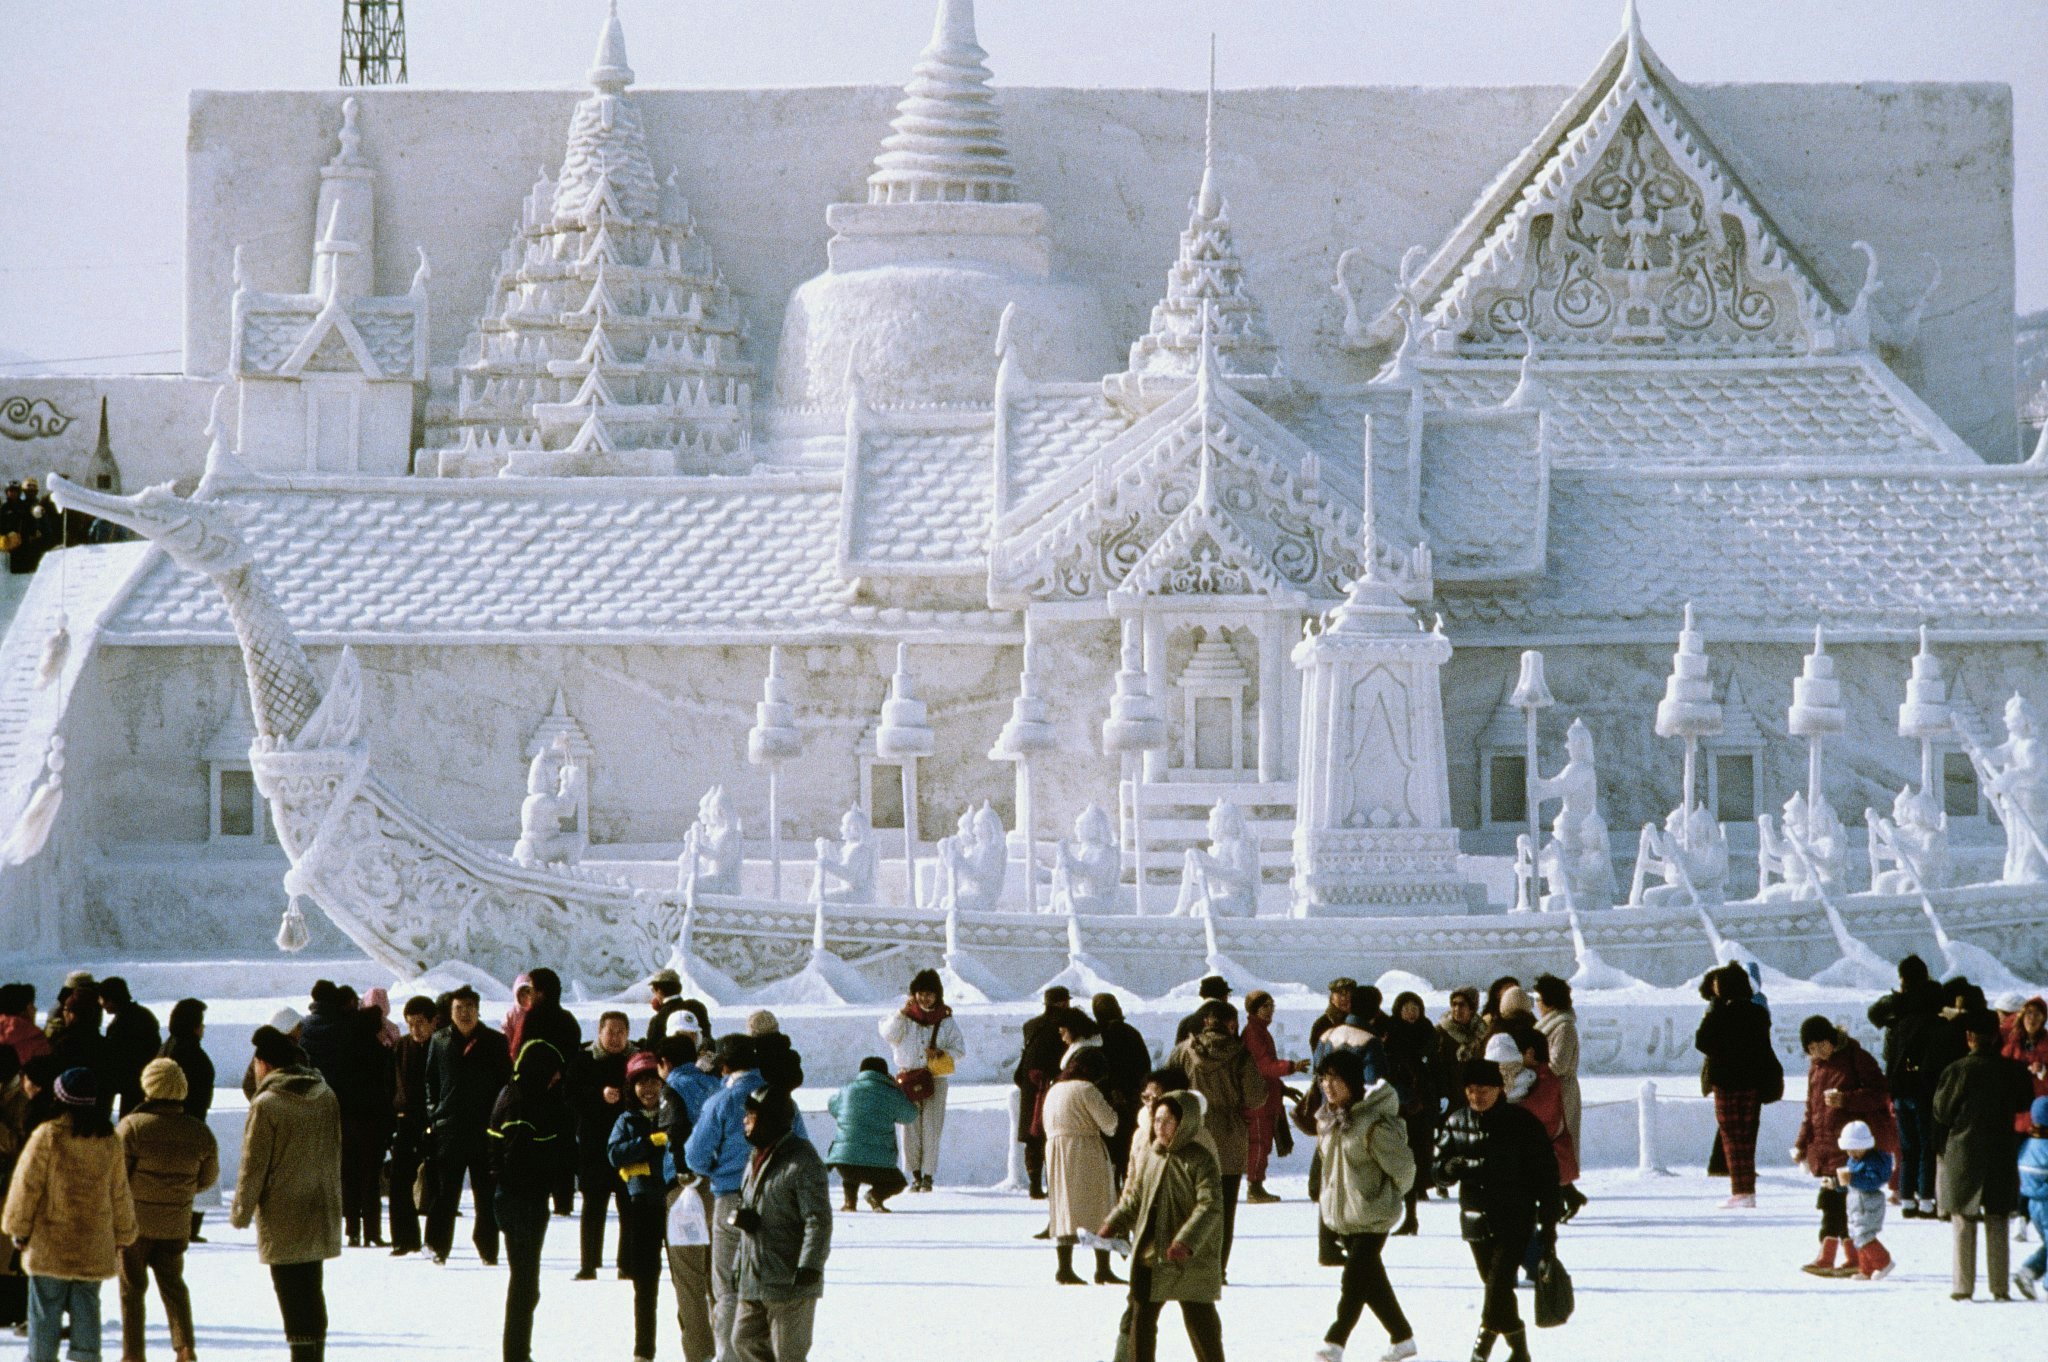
(683, 1034, 808, 1362)
(609, 1051, 683, 1362)
(825, 1057, 919, 1212)
(2015, 1096, 2048, 1298)
(659, 1034, 722, 1127)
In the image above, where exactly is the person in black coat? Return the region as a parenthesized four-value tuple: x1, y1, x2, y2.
(300, 981, 395, 1247)
(1385, 991, 1440, 1234)
(1868, 954, 1949, 1217)
(46, 986, 108, 1108)
(488, 1038, 577, 1362)
(424, 986, 513, 1265)
(516, 969, 583, 1216)
(1694, 962, 1780, 1207)
(157, 997, 217, 1240)
(388, 996, 436, 1256)
(1014, 987, 1072, 1200)
(1172, 975, 1234, 1045)
(97, 977, 162, 1118)
(1435, 1059, 1560, 1362)
(1091, 993, 1151, 1186)
(571, 1011, 638, 1279)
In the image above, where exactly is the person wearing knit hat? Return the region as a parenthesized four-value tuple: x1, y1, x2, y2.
(2, 1063, 137, 1362)
(731, 1083, 830, 1360)
(233, 1025, 343, 1362)
(746, 1010, 780, 1038)
(115, 1058, 219, 1359)
(1828, 1119, 1895, 1280)
(1433, 1056, 1558, 1362)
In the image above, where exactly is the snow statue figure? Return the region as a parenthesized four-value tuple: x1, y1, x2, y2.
(512, 734, 586, 867)
(678, 785, 743, 896)
(1630, 803, 1728, 908)
(1509, 833, 1536, 914)
(936, 802, 1008, 913)
(1531, 717, 1617, 911)
(809, 805, 878, 907)
(1756, 791, 1846, 901)
(1174, 800, 1260, 918)
(1974, 694, 2048, 884)
(1050, 803, 1121, 915)
(1867, 786, 1950, 894)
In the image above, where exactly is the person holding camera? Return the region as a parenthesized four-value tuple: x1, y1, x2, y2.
(730, 1087, 831, 1362)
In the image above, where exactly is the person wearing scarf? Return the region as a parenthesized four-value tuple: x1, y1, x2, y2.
(878, 970, 966, 1194)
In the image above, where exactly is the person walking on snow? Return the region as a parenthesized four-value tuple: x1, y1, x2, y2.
(1529, 977, 1584, 1222)
(1099, 1090, 1227, 1362)
(1693, 962, 1780, 1209)
(1241, 991, 1306, 1205)
(1932, 1009, 2033, 1300)
(2012, 1096, 2048, 1298)
(490, 1040, 577, 1362)
(231, 1026, 343, 1362)
(1433, 1059, 1560, 1362)
(424, 986, 512, 1266)
(878, 969, 965, 1193)
(610, 1050, 689, 1362)
(1045, 1046, 1122, 1286)
(1835, 1121, 1896, 1280)
(732, 1087, 832, 1362)
(571, 1010, 638, 1280)
(1792, 1017, 1896, 1279)
(1168, 1000, 1268, 1278)
(1313, 1046, 1418, 1362)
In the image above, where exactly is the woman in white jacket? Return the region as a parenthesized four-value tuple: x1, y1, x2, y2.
(878, 969, 967, 1192)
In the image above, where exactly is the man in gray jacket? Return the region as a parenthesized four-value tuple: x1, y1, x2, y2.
(731, 1087, 831, 1362)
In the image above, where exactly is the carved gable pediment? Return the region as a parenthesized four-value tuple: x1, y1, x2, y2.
(1114, 497, 1295, 602)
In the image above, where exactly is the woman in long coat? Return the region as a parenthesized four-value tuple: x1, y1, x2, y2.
(1100, 1091, 1226, 1362)
(1168, 1001, 1268, 1277)
(1044, 1047, 1121, 1286)
(1933, 1013, 2034, 1299)
(1531, 975, 1584, 1219)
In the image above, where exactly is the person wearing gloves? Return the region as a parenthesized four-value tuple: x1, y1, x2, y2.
(1312, 1047, 1417, 1362)
(1791, 1017, 1896, 1279)
(2, 1067, 137, 1362)
(1099, 1090, 1227, 1362)
(115, 1058, 218, 1362)
(609, 1050, 687, 1362)
(1434, 1060, 1560, 1362)
(1834, 1121, 1895, 1281)
(231, 1026, 343, 1362)
(877, 969, 965, 1194)
(731, 1086, 832, 1362)
(825, 1058, 918, 1213)
(489, 1040, 577, 1362)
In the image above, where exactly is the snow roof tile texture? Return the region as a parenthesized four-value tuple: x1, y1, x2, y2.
(1002, 391, 1129, 506)
(1441, 472, 2048, 635)
(110, 485, 858, 638)
(847, 424, 994, 568)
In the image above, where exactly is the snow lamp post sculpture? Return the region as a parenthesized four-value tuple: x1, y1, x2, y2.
(1633, 605, 1728, 907)
(1509, 650, 1554, 914)
(990, 636, 1057, 911)
(746, 646, 803, 899)
(1787, 624, 1844, 816)
(874, 643, 936, 908)
(1101, 620, 1167, 914)
(1898, 626, 1951, 801)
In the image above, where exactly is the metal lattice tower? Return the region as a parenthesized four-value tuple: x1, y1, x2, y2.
(340, 0, 408, 86)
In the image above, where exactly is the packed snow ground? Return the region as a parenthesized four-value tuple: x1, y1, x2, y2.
(115, 1167, 2031, 1362)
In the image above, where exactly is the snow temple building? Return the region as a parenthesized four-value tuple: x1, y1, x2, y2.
(0, 1, 2035, 952)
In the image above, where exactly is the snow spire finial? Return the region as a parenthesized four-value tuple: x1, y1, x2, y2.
(1619, 0, 1649, 80)
(328, 97, 364, 170)
(589, 0, 634, 92)
(866, 0, 1018, 205)
(1197, 35, 1221, 219)
(1359, 423, 1384, 584)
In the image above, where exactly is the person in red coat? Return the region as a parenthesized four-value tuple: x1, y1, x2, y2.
(2003, 998, 2048, 1133)
(1241, 992, 1306, 1204)
(1792, 1017, 1897, 1277)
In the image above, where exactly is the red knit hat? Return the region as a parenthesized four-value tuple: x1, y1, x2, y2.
(625, 1051, 660, 1081)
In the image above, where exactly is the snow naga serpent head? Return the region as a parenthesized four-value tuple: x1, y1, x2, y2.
(46, 475, 255, 576)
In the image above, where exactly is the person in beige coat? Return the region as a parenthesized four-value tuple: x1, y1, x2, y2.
(1167, 1001, 1267, 1278)
(1313, 1048, 1417, 1362)
(1, 1067, 137, 1362)
(1531, 975, 1585, 1220)
(1045, 1047, 1121, 1287)
(231, 1026, 343, 1362)
(115, 1058, 218, 1362)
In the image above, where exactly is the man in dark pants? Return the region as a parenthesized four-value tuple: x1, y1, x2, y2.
(1434, 1059, 1560, 1362)
(1014, 986, 1072, 1200)
(1093, 993, 1153, 1187)
(1867, 954, 1946, 1217)
(424, 986, 512, 1265)
(516, 968, 584, 1217)
(387, 995, 436, 1256)
(572, 1010, 637, 1279)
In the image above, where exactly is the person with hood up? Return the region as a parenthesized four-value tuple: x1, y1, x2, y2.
(1312, 1046, 1417, 1362)
(825, 1057, 918, 1213)
(877, 969, 965, 1194)
(155, 998, 215, 1241)
(231, 1025, 342, 1362)
(1693, 961, 1780, 1209)
(1932, 1009, 2034, 1300)
(732, 1086, 831, 1362)
(115, 1058, 218, 1362)
(1094, 994, 1154, 1186)
(1168, 1000, 1268, 1278)
(2, 1067, 137, 1362)
(490, 1039, 577, 1362)
(1791, 1017, 1896, 1278)
(1045, 1046, 1122, 1286)
(1433, 1060, 1559, 1362)
(1382, 992, 1438, 1235)
(1241, 991, 1306, 1206)
(514, 969, 583, 1216)
(610, 1049, 688, 1362)
(1100, 1089, 1226, 1362)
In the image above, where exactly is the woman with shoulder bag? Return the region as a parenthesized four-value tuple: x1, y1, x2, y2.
(1694, 962, 1779, 1209)
(878, 970, 966, 1193)
(1314, 1047, 1418, 1362)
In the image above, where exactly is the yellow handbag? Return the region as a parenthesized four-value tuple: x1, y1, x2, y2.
(929, 1051, 956, 1078)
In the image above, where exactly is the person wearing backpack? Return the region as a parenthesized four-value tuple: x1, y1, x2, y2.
(489, 1040, 576, 1362)
(1868, 955, 1947, 1217)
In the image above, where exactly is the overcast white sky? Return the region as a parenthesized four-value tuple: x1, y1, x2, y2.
(2, 0, 2043, 373)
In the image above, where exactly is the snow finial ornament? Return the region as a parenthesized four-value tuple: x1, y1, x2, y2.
(589, 0, 635, 92)
(326, 97, 364, 171)
(867, 0, 1017, 205)
(1503, 322, 1546, 410)
(1197, 34, 1221, 220)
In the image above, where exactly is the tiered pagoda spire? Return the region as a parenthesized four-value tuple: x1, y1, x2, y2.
(1108, 42, 1278, 410)
(865, 0, 1018, 205)
(424, 2, 752, 477)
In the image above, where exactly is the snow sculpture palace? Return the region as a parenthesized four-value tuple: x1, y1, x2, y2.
(3, 1, 2044, 999)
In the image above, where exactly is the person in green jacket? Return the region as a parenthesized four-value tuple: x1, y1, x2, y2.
(825, 1059, 918, 1212)
(1099, 1090, 1225, 1362)
(1313, 1047, 1417, 1362)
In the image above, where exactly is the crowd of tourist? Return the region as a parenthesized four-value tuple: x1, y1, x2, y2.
(0, 958, 2041, 1362)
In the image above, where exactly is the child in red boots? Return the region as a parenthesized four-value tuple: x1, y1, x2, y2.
(1839, 1121, 1895, 1280)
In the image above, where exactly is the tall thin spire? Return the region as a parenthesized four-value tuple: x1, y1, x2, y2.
(1198, 35, 1220, 218)
(1359, 426, 1383, 584)
(866, 0, 1019, 205)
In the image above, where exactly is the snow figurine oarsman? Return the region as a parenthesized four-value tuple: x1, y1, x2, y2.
(679, 785, 744, 896)
(1756, 791, 1846, 901)
(1174, 801, 1259, 918)
(1051, 803, 1122, 915)
(809, 806, 878, 906)
(1980, 694, 2048, 884)
(1866, 786, 1950, 894)
(936, 802, 1008, 913)
(1530, 719, 1616, 912)
(1630, 803, 1727, 907)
